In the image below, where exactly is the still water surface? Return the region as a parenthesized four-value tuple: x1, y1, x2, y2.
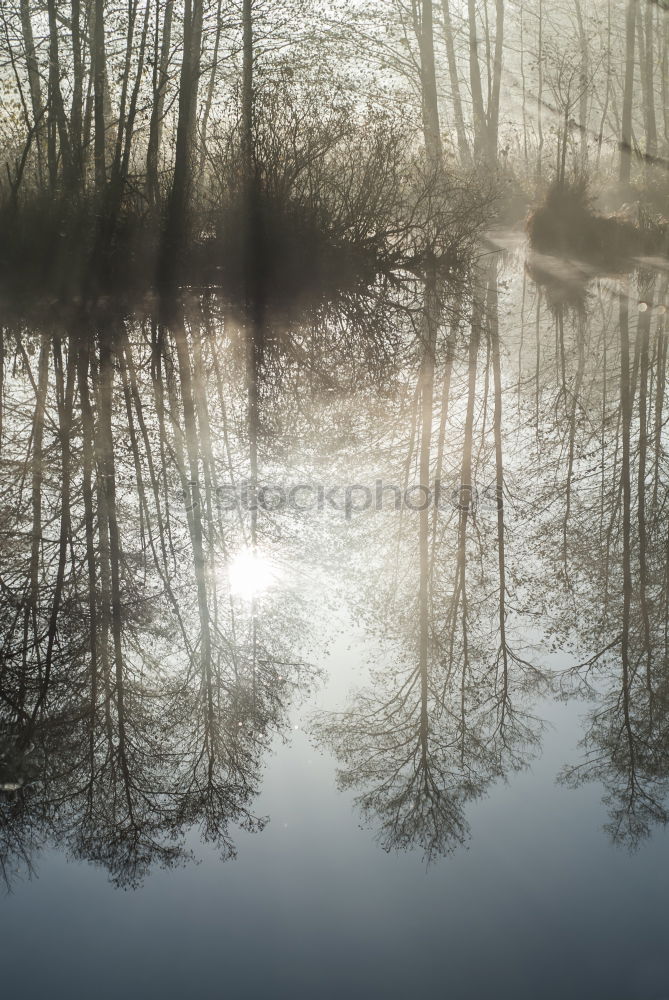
(1, 243, 668, 998)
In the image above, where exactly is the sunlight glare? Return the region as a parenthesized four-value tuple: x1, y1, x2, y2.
(226, 548, 279, 601)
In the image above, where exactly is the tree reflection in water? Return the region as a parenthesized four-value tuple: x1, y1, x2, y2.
(313, 259, 547, 860)
(315, 257, 669, 859)
(1, 253, 669, 887)
(0, 298, 320, 888)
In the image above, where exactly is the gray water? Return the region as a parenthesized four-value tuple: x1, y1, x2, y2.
(1, 245, 668, 999)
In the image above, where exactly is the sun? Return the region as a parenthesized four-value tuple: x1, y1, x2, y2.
(226, 547, 279, 601)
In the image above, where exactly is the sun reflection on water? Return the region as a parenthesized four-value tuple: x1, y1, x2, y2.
(226, 547, 280, 601)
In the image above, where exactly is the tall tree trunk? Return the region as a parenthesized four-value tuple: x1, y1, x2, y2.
(536, 0, 544, 177)
(663, 12, 669, 156)
(92, 0, 107, 191)
(440, 0, 471, 164)
(468, 0, 487, 160)
(46, 0, 72, 186)
(418, 0, 443, 167)
(70, 0, 84, 183)
(642, 0, 657, 159)
(241, 0, 263, 333)
(619, 0, 636, 185)
(488, 0, 504, 161)
(199, 0, 224, 180)
(241, 0, 254, 186)
(161, 0, 204, 289)
(146, 0, 175, 206)
(596, 0, 612, 170)
(573, 0, 589, 172)
(112, 0, 141, 182)
(19, 0, 45, 184)
(519, 1, 528, 163)
(114, 0, 152, 194)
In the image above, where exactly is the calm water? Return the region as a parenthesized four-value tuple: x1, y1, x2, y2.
(1, 244, 668, 999)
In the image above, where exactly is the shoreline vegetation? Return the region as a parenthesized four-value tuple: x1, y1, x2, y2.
(2, 1, 669, 320)
(0, 119, 496, 319)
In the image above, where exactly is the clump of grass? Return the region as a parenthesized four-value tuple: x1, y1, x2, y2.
(527, 178, 667, 264)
